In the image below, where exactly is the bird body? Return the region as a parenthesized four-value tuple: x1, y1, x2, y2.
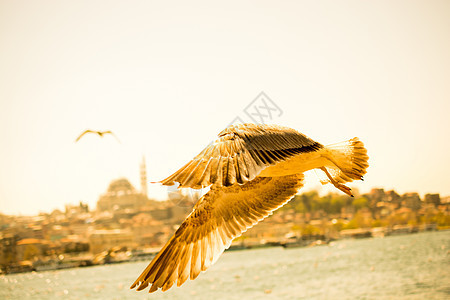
(258, 150, 326, 177)
(131, 123, 368, 293)
(259, 138, 367, 187)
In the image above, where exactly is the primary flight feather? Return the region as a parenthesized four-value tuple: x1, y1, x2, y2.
(131, 123, 368, 293)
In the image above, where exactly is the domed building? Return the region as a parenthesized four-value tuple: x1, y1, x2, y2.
(97, 178, 148, 212)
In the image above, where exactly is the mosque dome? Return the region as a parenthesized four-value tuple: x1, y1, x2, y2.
(107, 178, 136, 195)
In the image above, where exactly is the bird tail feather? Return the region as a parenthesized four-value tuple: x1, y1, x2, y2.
(318, 138, 369, 185)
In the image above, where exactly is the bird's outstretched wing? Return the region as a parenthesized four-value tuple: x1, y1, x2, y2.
(130, 173, 304, 293)
(75, 129, 94, 142)
(160, 124, 322, 189)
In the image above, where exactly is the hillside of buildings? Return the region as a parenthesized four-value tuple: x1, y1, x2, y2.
(1, 177, 449, 274)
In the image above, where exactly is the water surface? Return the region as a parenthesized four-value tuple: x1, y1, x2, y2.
(1, 231, 449, 299)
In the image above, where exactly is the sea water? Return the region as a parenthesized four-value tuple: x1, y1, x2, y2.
(1, 231, 449, 299)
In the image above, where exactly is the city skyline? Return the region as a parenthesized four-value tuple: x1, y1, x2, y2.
(1, 1, 450, 215)
(0, 170, 447, 217)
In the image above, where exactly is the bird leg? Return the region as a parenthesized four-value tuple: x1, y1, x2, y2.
(319, 167, 353, 197)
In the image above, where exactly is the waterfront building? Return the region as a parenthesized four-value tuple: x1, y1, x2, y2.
(88, 229, 134, 254)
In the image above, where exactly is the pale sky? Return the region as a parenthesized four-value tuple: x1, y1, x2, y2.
(1, 1, 449, 215)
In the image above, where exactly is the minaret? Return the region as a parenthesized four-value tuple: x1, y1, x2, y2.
(140, 156, 148, 198)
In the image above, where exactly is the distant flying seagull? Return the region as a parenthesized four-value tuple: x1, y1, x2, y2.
(75, 130, 121, 143)
(131, 123, 368, 293)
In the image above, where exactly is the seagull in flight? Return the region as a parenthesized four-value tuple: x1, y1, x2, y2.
(131, 123, 368, 293)
(75, 130, 121, 143)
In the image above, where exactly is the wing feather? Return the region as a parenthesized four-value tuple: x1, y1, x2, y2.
(75, 129, 93, 142)
(190, 240, 201, 279)
(131, 173, 304, 293)
(177, 243, 192, 286)
(159, 124, 321, 188)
